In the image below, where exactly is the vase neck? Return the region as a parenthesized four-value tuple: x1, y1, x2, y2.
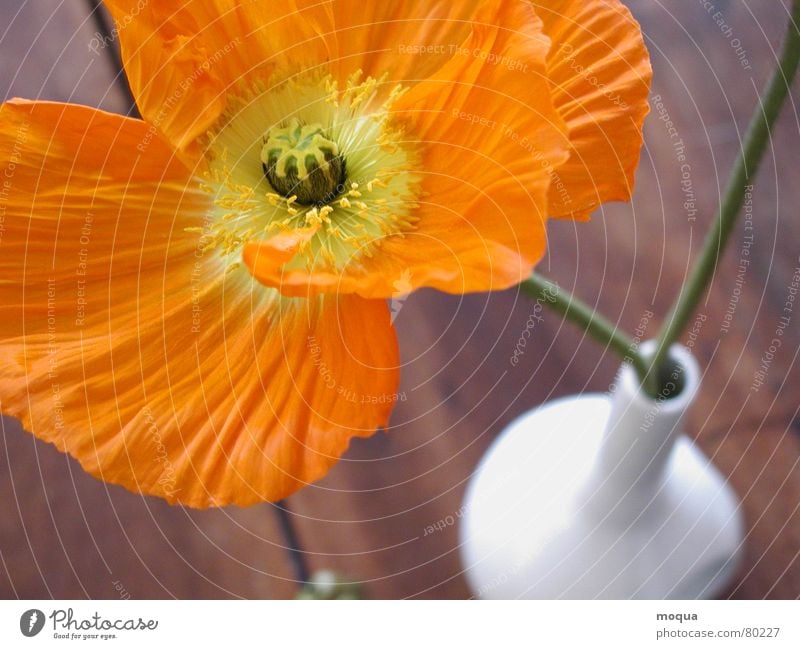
(582, 343, 700, 521)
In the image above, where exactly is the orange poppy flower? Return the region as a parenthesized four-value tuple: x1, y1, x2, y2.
(0, 1, 651, 507)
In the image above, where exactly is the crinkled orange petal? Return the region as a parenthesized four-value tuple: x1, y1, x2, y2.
(102, 0, 335, 154)
(533, 0, 652, 220)
(0, 99, 204, 284)
(0, 100, 400, 507)
(242, 226, 320, 288)
(244, 0, 570, 299)
(327, 1, 478, 84)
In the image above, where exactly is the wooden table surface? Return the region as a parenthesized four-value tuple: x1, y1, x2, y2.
(1, 1, 799, 599)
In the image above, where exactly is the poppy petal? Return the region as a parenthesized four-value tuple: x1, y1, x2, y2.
(0, 100, 400, 507)
(328, 1, 478, 84)
(533, 0, 652, 219)
(0, 99, 204, 284)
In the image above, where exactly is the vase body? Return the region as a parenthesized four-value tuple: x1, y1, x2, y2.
(459, 344, 744, 599)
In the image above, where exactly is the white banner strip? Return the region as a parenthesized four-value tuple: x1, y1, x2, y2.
(1, 600, 798, 648)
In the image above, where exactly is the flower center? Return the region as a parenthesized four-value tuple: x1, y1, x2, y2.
(195, 71, 421, 275)
(261, 118, 345, 205)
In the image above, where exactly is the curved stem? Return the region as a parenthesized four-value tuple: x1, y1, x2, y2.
(520, 274, 650, 381)
(274, 500, 310, 585)
(645, 1, 800, 395)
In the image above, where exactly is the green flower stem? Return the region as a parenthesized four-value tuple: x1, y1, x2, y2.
(520, 274, 650, 381)
(645, 1, 800, 395)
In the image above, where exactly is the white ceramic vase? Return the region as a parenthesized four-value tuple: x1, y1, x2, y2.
(460, 343, 744, 599)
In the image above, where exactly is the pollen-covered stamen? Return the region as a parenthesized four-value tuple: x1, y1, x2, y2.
(261, 118, 345, 205)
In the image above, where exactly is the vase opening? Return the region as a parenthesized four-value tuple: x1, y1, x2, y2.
(648, 352, 689, 401)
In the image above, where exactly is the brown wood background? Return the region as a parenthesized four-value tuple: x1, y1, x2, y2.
(1, 1, 799, 599)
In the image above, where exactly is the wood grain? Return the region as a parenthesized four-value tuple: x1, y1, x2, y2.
(1, 0, 798, 599)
